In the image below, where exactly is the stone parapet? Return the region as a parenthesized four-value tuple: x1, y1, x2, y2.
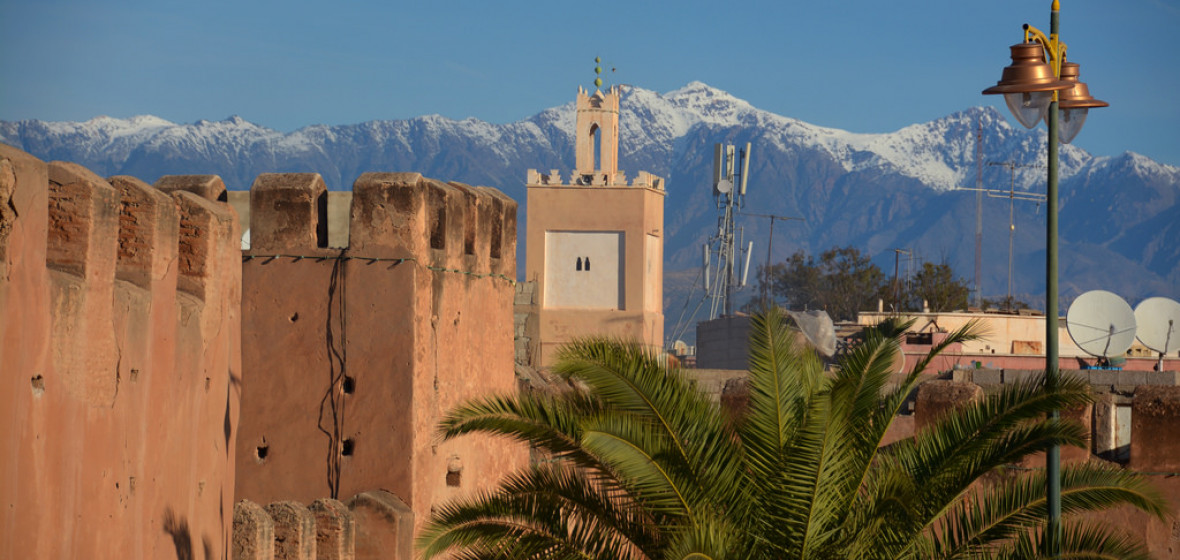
(0, 145, 241, 560)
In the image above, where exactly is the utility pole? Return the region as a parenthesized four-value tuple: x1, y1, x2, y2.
(892, 248, 911, 311)
(742, 212, 804, 310)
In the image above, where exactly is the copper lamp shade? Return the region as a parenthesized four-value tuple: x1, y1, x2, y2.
(983, 43, 1073, 128)
(1056, 62, 1108, 109)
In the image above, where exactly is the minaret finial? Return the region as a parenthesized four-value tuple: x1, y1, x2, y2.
(594, 56, 603, 90)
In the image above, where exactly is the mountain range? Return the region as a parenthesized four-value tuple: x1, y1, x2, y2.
(3, 82, 1177, 332)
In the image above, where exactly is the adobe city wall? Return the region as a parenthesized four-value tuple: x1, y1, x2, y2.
(234, 172, 529, 535)
(0, 145, 241, 559)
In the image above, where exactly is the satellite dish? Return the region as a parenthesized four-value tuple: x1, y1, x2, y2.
(788, 310, 836, 358)
(1134, 297, 1180, 354)
(1066, 290, 1137, 360)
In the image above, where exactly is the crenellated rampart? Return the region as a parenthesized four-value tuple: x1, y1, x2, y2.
(232, 490, 414, 560)
(0, 145, 242, 559)
(234, 171, 528, 537)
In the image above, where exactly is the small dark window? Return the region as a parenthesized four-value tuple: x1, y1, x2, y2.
(446, 471, 461, 487)
(584, 257, 590, 271)
(905, 332, 933, 346)
(576, 257, 582, 271)
(341, 438, 355, 456)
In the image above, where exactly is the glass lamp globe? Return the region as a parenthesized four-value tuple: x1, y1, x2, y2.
(1005, 91, 1054, 129)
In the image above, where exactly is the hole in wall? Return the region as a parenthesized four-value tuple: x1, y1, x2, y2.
(255, 442, 269, 463)
(217, 190, 228, 203)
(204, 377, 211, 392)
(289, 312, 299, 323)
(30, 375, 45, 397)
(446, 471, 461, 487)
(129, 369, 139, 383)
(342, 376, 355, 394)
(341, 438, 355, 456)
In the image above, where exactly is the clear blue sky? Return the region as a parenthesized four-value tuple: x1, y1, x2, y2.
(2, 0, 1178, 166)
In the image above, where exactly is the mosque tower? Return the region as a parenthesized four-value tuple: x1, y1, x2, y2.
(524, 63, 666, 367)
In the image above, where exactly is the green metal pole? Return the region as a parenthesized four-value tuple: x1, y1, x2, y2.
(1046, 3, 1062, 557)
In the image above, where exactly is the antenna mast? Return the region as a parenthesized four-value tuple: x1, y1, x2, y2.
(975, 118, 983, 309)
(704, 142, 754, 319)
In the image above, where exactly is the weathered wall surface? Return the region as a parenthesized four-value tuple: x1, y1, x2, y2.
(0, 145, 241, 559)
(235, 172, 528, 535)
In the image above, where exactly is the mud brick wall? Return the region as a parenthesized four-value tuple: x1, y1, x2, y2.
(0, 146, 242, 559)
(235, 172, 528, 537)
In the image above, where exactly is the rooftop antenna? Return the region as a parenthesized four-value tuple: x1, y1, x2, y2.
(988, 161, 1046, 310)
(704, 142, 755, 319)
(743, 212, 804, 310)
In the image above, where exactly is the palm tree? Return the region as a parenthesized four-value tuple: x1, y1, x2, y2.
(418, 308, 1167, 560)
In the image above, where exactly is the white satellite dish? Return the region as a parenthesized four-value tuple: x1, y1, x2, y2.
(1134, 297, 1180, 354)
(1066, 290, 1137, 361)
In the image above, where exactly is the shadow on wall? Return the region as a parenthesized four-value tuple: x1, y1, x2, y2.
(163, 507, 212, 560)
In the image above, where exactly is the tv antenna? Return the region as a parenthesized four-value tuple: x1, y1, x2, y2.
(741, 212, 804, 309)
(1134, 297, 1180, 371)
(956, 160, 1046, 311)
(703, 142, 755, 319)
(1066, 290, 1138, 368)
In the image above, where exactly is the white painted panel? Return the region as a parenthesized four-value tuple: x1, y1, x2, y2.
(544, 231, 624, 310)
(644, 234, 660, 312)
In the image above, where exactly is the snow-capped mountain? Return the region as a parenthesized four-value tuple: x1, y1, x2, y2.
(3, 82, 1177, 309)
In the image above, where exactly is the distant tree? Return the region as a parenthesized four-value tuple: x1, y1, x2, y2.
(904, 261, 970, 312)
(763, 247, 886, 322)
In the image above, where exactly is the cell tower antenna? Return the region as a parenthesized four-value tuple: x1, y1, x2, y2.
(705, 142, 755, 319)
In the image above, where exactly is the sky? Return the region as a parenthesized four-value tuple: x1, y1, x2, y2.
(2, 0, 1179, 166)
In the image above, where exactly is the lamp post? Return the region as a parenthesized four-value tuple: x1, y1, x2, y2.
(982, 1, 1107, 556)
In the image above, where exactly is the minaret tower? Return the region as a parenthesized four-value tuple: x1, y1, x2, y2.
(524, 60, 666, 367)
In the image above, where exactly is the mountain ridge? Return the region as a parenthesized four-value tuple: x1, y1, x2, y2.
(3, 82, 1177, 316)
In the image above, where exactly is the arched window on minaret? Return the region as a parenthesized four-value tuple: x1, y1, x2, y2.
(584, 257, 591, 271)
(589, 123, 602, 173)
(576, 257, 582, 271)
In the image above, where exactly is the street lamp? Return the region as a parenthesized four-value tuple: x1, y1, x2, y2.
(981, 1, 1106, 556)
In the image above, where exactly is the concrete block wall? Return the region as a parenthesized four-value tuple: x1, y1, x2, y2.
(0, 146, 242, 559)
(235, 172, 528, 537)
(233, 490, 403, 560)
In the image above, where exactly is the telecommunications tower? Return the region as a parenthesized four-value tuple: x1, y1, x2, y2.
(703, 142, 754, 319)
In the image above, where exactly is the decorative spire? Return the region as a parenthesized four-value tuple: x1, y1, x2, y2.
(594, 56, 603, 90)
